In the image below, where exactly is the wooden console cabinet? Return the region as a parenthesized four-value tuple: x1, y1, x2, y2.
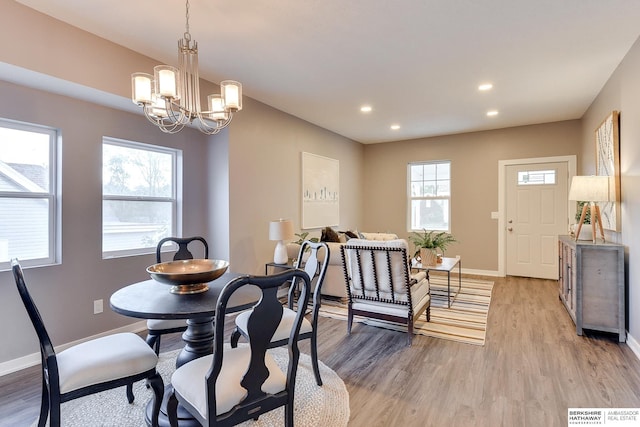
(558, 235, 625, 342)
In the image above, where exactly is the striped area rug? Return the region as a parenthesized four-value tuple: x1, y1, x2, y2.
(319, 275, 494, 345)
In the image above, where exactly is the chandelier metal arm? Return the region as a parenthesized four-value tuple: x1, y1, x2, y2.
(194, 111, 234, 135)
(141, 106, 185, 134)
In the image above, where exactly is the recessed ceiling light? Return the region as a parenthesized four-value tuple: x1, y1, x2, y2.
(487, 110, 499, 117)
(478, 83, 493, 91)
(390, 124, 401, 130)
(360, 105, 372, 113)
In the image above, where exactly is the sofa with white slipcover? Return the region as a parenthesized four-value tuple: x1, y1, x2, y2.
(287, 231, 400, 299)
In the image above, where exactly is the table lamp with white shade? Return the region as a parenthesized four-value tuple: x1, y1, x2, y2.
(269, 219, 294, 264)
(568, 175, 611, 243)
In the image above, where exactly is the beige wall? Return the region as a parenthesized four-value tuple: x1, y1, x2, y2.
(2, 0, 640, 368)
(0, 80, 213, 363)
(0, 3, 363, 367)
(363, 121, 581, 271)
(228, 98, 363, 275)
(580, 34, 640, 347)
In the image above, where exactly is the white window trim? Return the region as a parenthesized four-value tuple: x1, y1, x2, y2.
(406, 160, 452, 233)
(0, 118, 60, 271)
(101, 137, 182, 259)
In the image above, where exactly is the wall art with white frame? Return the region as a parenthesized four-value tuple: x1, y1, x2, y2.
(301, 152, 339, 229)
(595, 110, 621, 231)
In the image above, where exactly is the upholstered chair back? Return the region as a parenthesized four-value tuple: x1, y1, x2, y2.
(341, 239, 413, 303)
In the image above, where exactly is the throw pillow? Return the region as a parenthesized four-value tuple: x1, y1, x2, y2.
(345, 230, 358, 239)
(320, 226, 341, 243)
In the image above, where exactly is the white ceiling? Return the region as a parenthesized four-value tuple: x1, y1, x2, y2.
(14, 0, 640, 144)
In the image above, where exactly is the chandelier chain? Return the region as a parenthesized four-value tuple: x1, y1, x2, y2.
(184, 0, 191, 41)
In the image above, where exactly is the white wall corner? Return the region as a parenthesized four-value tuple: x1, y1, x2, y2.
(625, 332, 640, 362)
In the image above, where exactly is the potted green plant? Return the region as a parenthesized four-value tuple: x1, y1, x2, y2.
(287, 231, 320, 262)
(292, 231, 319, 245)
(572, 201, 592, 240)
(575, 201, 591, 225)
(408, 229, 457, 266)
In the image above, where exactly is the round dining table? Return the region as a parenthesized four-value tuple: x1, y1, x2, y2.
(110, 271, 262, 427)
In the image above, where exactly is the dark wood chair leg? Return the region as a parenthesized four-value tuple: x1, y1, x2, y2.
(310, 330, 323, 386)
(126, 383, 134, 403)
(230, 327, 241, 348)
(407, 318, 414, 346)
(347, 307, 353, 335)
(38, 378, 49, 427)
(166, 390, 180, 427)
(145, 333, 161, 355)
(147, 373, 164, 427)
(285, 402, 294, 427)
(49, 395, 61, 427)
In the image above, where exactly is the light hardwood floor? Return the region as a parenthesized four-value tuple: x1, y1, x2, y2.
(1, 275, 639, 426)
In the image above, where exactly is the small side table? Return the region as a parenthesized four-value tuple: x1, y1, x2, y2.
(265, 261, 295, 275)
(265, 261, 298, 299)
(412, 256, 461, 308)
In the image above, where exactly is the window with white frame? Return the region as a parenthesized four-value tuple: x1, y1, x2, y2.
(517, 169, 556, 185)
(0, 119, 59, 270)
(408, 160, 451, 232)
(102, 137, 181, 258)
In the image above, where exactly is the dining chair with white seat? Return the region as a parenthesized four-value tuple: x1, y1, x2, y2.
(230, 240, 330, 385)
(11, 259, 164, 427)
(167, 269, 312, 427)
(146, 236, 209, 353)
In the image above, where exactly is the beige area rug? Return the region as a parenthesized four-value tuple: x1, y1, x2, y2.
(319, 275, 494, 345)
(34, 347, 349, 427)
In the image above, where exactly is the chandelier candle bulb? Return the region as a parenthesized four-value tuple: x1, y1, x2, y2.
(155, 66, 178, 98)
(131, 73, 153, 104)
(221, 81, 242, 110)
(150, 95, 168, 118)
(208, 95, 228, 121)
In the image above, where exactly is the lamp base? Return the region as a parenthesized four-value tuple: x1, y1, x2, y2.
(574, 203, 606, 243)
(273, 240, 288, 265)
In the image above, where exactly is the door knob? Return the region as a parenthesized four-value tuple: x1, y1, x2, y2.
(507, 227, 513, 231)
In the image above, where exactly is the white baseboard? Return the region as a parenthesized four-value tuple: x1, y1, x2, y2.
(461, 268, 502, 277)
(625, 332, 640, 362)
(0, 321, 147, 377)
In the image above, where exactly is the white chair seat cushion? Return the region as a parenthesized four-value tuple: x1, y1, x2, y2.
(56, 332, 158, 394)
(412, 271, 427, 282)
(171, 346, 286, 418)
(352, 278, 430, 318)
(147, 318, 187, 331)
(410, 278, 431, 315)
(235, 308, 312, 343)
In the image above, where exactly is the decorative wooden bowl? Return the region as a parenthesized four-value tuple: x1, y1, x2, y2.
(147, 259, 229, 294)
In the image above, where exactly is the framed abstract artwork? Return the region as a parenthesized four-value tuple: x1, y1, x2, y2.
(301, 152, 339, 229)
(595, 110, 620, 231)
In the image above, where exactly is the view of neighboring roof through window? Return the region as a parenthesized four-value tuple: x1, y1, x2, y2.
(0, 119, 58, 270)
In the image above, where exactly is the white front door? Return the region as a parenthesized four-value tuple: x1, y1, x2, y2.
(505, 162, 568, 279)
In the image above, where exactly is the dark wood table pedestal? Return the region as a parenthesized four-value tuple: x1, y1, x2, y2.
(146, 317, 215, 427)
(110, 272, 260, 426)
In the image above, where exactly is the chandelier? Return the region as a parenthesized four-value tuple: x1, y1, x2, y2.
(130, 0, 242, 135)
